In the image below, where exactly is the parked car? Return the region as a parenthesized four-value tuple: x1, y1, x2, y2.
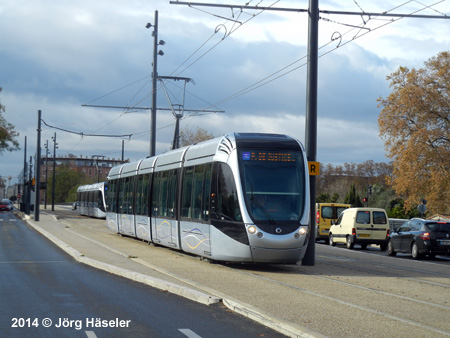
(0, 199, 12, 211)
(387, 218, 450, 259)
(329, 207, 390, 250)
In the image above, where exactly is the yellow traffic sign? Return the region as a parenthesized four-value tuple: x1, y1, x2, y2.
(308, 161, 320, 175)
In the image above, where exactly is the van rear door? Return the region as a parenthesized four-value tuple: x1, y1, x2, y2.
(371, 210, 388, 240)
(355, 211, 372, 239)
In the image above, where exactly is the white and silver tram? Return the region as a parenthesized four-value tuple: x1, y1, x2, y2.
(76, 182, 108, 218)
(106, 133, 311, 264)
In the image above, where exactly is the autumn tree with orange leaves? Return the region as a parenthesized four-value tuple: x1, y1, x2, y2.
(378, 51, 450, 215)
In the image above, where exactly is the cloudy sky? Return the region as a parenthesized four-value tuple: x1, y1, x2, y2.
(1, 0, 449, 185)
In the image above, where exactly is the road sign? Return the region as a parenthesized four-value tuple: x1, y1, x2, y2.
(418, 204, 427, 214)
(308, 161, 320, 175)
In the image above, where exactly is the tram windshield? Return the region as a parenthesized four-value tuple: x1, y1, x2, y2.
(239, 150, 306, 223)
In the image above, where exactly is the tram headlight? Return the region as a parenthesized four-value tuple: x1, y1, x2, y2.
(298, 227, 308, 236)
(248, 225, 257, 234)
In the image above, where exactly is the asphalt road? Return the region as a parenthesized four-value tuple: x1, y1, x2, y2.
(0, 210, 286, 338)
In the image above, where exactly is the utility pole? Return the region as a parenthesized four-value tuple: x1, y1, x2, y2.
(44, 140, 49, 209)
(302, 0, 319, 266)
(51, 132, 57, 211)
(35, 110, 41, 221)
(22, 136, 28, 214)
(147, 10, 165, 157)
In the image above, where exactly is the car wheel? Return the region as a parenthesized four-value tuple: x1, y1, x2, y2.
(329, 234, 336, 246)
(380, 243, 387, 251)
(411, 242, 423, 260)
(346, 236, 354, 250)
(387, 240, 396, 256)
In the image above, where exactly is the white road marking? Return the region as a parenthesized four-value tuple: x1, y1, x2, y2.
(179, 328, 202, 338)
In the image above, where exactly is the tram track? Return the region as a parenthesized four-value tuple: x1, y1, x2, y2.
(216, 249, 450, 337)
(317, 249, 450, 279)
(225, 265, 450, 337)
(315, 256, 450, 288)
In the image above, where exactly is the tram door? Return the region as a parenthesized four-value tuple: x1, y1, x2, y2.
(118, 176, 136, 237)
(106, 179, 119, 232)
(151, 170, 180, 249)
(134, 174, 151, 241)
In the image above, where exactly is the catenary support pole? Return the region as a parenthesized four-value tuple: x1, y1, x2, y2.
(34, 110, 41, 221)
(303, 0, 319, 266)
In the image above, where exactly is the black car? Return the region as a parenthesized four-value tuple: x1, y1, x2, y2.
(387, 218, 450, 259)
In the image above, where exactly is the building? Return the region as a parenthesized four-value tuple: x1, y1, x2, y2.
(40, 154, 127, 183)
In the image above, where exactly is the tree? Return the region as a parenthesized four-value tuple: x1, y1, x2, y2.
(47, 165, 85, 203)
(378, 51, 450, 214)
(179, 127, 214, 147)
(0, 87, 20, 154)
(344, 184, 363, 207)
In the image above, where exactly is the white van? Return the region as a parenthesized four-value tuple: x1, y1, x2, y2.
(328, 208, 389, 250)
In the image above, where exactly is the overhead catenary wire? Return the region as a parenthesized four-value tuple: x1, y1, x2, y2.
(201, 0, 447, 108)
(41, 119, 132, 139)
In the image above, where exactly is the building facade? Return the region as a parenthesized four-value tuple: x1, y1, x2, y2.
(40, 154, 127, 183)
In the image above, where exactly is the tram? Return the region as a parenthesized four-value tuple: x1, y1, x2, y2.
(76, 182, 108, 218)
(106, 133, 311, 264)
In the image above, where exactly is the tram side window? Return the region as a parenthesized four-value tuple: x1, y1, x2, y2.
(152, 170, 177, 218)
(96, 191, 104, 211)
(107, 179, 118, 212)
(119, 177, 134, 215)
(159, 171, 169, 217)
(181, 167, 194, 218)
(214, 163, 242, 222)
(88, 190, 94, 207)
(135, 174, 150, 216)
(126, 177, 135, 215)
(192, 164, 205, 219)
(181, 164, 212, 221)
(118, 179, 124, 214)
(202, 164, 212, 221)
(167, 170, 177, 218)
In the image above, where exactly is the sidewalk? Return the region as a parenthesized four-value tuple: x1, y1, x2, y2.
(18, 206, 321, 338)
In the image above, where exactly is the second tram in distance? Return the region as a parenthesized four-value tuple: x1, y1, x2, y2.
(76, 182, 108, 218)
(106, 133, 311, 264)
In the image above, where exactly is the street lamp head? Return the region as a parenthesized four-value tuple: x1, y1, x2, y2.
(158, 40, 165, 46)
(145, 22, 152, 29)
(158, 50, 164, 56)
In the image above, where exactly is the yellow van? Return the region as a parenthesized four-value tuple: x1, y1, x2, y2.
(328, 207, 389, 250)
(316, 203, 351, 244)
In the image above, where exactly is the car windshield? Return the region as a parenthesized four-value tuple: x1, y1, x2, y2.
(238, 150, 305, 222)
